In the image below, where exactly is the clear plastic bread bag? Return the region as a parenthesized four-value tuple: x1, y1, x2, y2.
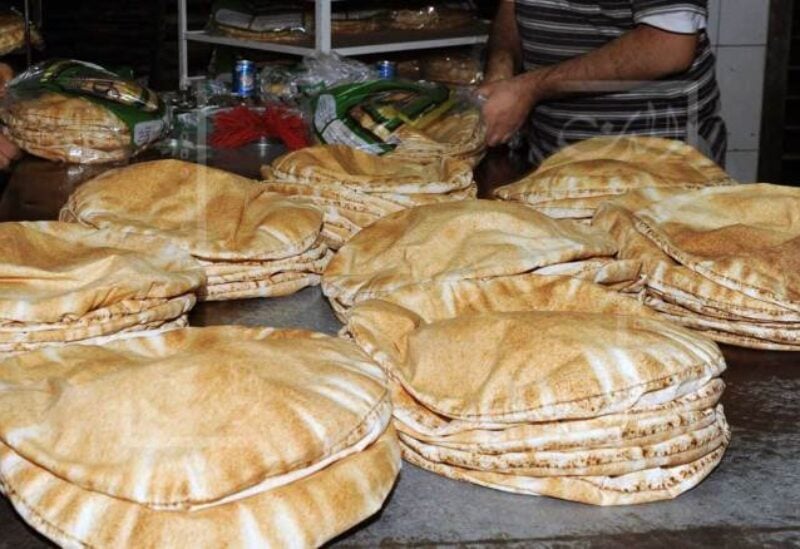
(309, 79, 487, 158)
(208, 0, 310, 42)
(0, 59, 168, 164)
(261, 53, 377, 101)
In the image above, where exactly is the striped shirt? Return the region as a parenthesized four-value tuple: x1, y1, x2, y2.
(517, 0, 727, 165)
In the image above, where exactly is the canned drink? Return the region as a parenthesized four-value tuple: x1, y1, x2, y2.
(233, 59, 256, 97)
(376, 60, 396, 80)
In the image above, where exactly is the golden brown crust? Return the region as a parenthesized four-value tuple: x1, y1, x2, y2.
(0, 326, 391, 509)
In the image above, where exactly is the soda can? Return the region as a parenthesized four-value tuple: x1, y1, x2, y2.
(376, 60, 396, 80)
(233, 59, 256, 97)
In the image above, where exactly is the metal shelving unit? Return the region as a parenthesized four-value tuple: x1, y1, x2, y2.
(21, 0, 43, 67)
(177, 0, 489, 88)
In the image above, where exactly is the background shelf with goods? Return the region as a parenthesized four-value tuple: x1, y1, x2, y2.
(177, 0, 490, 88)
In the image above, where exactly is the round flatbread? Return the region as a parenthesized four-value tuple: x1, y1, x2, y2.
(633, 183, 800, 311)
(401, 435, 728, 506)
(323, 200, 619, 309)
(0, 327, 391, 509)
(345, 273, 724, 423)
(0, 430, 400, 547)
(0, 221, 203, 324)
(2, 92, 130, 163)
(264, 144, 474, 194)
(494, 136, 734, 206)
(61, 159, 324, 261)
(351, 307, 724, 423)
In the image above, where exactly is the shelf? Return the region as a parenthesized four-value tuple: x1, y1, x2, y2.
(185, 31, 316, 57)
(178, 0, 489, 88)
(185, 25, 489, 57)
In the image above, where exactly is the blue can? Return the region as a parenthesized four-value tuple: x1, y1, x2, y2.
(233, 59, 256, 97)
(376, 60, 396, 80)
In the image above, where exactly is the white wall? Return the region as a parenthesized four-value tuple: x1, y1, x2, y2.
(707, 0, 770, 181)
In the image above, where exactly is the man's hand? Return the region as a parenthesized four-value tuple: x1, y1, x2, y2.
(0, 62, 21, 170)
(478, 74, 540, 147)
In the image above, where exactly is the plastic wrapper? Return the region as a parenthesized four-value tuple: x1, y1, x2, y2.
(331, 9, 386, 34)
(421, 52, 483, 86)
(310, 79, 485, 163)
(208, 0, 311, 43)
(0, 9, 44, 57)
(261, 53, 377, 101)
(0, 59, 168, 164)
(388, 5, 476, 31)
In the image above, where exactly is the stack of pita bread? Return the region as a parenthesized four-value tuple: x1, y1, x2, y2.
(60, 159, 332, 301)
(594, 183, 800, 350)
(388, 107, 486, 167)
(493, 136, 735, 221)
(1, 92, 133, 164)
(0, 221, 203, 356)
(0, 326, 401, 546)
(345, 274, 730, 505)
(261, 144, 478, 249)
(322, 199, 641, 320)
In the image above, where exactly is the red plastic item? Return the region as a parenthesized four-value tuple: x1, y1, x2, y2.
(210, 105, 310, 150)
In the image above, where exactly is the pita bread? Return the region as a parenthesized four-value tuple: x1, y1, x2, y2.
(62, 160, 324, 262)
(259, 179, 400, 218)
(358, 266, 732, 505)
(261, 146, 479, 249)
(389, 109, 486, 167)
(393, 379, 725, 447)
(644, 295, 800, 348)
(203, 250, 332, 285)
(0, 294, 195, 346)
(349, 273, 657, 326)
(2, 93, 131, 163)
(351, 306, 724, 424)
(495, 136, 733, 203)
(264, 144, 474, 194)
(633, 184, 800, 311)
(401, 436, 728, 506)
(399, 411, 727, 477)
(0, 222, 203, 323)
(0, 327, 390, 509)
(0, 316, 189, 355)
(593, 204, 797, 322)
(534, 257, 641, 290)
(494, 137, 734, 221)
(594, 186, 800, 349)
(200, 272, 322, 301)
(0, 430, 400, 548)
(323, 200, 619, 309)
(370, 184, 478, 209)
(594, 199, 785, 316)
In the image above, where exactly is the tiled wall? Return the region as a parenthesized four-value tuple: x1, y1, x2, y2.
(707, 0, 770, 181)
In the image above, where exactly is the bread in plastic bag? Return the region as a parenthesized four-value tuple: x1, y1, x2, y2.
(310, 79, 485, 164)
(1, 59, 168, 164)
(208, 0, 310, 43)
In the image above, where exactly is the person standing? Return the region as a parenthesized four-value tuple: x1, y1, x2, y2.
(479, 0, 726, 165)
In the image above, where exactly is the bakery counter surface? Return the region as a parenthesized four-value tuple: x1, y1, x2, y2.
(0, 150, 798, 547)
